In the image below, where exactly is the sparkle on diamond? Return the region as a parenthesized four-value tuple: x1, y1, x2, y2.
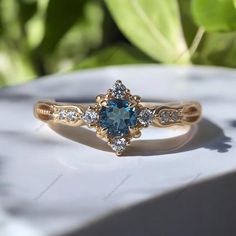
(138, 108, 154, 126)
(110, 137, 127, 152)
(82, 109, 98, 125)
(111, 81, 127, 98)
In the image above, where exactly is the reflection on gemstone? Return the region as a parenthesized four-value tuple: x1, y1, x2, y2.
(99, 99, 137, 137)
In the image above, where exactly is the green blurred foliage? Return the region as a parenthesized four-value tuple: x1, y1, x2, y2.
(192, 0, 236, 32)
(75, 43, 154, 69)
(106, 0, 190, 63)
(0, 0, 235, 87)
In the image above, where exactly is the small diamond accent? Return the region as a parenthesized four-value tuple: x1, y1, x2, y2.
(67, 110, 78, 122)
(160, 111, 170, 124)
(160, 110, 180, 124)
(171, 111, 179, 122)
(110, 137, 127, 153)
(59, 110, 67, 120)
(111, 80, 127, 98)
(138, 108, 154, 126)
(82, 109, 98, 125)
(58, 109, 79, 122)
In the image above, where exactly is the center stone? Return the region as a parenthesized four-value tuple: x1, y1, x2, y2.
(99, 99, 137, 137)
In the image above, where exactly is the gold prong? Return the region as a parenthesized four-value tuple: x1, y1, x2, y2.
(126, 140, 131, 145)
(96, 131, 101, 138)
(107, 89, 113, 95)
(96, 94, 105, 103)
(101, 100, 108, 107)
(132, 95, 141, 102)
(129, 127, 141, 138)
(116, 151, 123, 156)
(126, 89, 130, 94)
(128, 102, 137, 108)
(138, 104, 144, 109)
(97, 127, 107, 138)
(88, 123, 93, 128)
(101, 127, 107, 133)
(133, 130, 141, 138)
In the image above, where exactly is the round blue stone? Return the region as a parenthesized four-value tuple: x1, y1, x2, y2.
(99, 99, 137, 137)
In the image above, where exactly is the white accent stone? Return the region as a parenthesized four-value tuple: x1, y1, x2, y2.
(160, 110, 179, 124)
(59, 110, 67, 120)
(82, 110, 98, 125)
(110, 138, 127, 153)
(58, 109, 78, 122)
(138, 108, 154, 126)
(111, 80, 127, 98)
(160, 111, 170, 124)
(171, 111, 179, 122)
(67, 111, 78, 122)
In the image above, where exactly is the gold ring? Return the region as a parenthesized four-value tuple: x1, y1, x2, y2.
(34, 80, 202, 156)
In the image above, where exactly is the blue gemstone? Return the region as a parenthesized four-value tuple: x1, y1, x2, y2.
(99, 99, 137, 137)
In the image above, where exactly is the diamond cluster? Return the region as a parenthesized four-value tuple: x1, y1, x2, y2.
(111, 80, 127, 98)
(160, 110, 180, 124)
(96, 81, 131, 153)
(57, 109, 79, 123)
(45, 80, 187, 156)
(82, 80, 156, 155)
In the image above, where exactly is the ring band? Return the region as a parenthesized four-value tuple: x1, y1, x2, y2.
(34, 80, 202, 156)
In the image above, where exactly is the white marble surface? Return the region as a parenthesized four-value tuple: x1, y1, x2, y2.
(0, 65, 236, 236)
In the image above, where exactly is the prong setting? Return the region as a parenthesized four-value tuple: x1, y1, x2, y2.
(132, 95, 141, 102)
(83, 80, 149, 156)
(138, 108, 154, 127)
(82, 107, 98, 126)
(96, 94, 105, 103)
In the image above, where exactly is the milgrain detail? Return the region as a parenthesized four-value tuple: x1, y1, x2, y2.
(35, 102, 54, 121)
(36, 108, 52, 115)
(34, 101, 84, 125)
(182, 102, 202, 124)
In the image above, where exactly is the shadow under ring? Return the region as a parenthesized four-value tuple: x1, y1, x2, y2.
(49, 123, 198, 156)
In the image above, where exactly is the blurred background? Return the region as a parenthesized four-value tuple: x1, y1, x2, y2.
(0, 0, 235, 88)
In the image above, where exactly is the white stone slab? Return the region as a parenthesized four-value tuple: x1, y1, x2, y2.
(0, 65, 235, 236)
